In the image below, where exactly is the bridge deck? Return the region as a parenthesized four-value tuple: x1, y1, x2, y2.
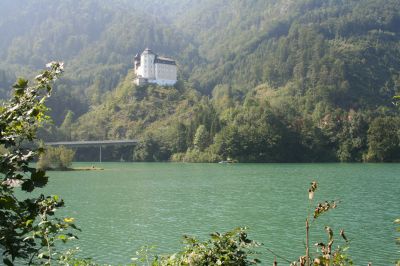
(45, 140, 138, 147)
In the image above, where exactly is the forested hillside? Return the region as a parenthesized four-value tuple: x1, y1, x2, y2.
(0, 0, 195, 123)
(1, 0, 400, 162)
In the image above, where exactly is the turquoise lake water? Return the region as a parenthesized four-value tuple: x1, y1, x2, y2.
(32, 163, 399, 265)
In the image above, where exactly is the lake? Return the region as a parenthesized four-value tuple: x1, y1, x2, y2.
(35, 163, 399, 265)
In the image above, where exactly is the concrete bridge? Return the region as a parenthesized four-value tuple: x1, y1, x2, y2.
(45, 140, 138, 162)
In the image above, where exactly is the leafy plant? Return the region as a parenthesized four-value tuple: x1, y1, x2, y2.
(131, 245, 157, 266)
(288, 182, 352, 266)
(0, 62, 78, 265)
(58, 247, 97, 266)
(153, 227, 260, 266)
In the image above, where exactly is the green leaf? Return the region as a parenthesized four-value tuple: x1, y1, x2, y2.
(58, 234, 67, 243)
(21, 180, 34, 192)
(25, 219, 34, 227)
(31, 169, 48, 187)
(0, 196, 16, 210)
(28, 108, 40, 117)
(14, 88, 25, 97)
(69, 223, 81, 231)
(3, 258, 13, 266)
(12, 78, 28, 89)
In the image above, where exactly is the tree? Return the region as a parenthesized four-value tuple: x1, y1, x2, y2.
(214, 125, 241, 159)
(172, 122, 188, 153)
(0, 62, 77, 265)
(37, 145, 75, 170)
(59, 110, 74, 141)
(364, 117, 400, 162)
(134, 133, 171, 162)
(193, 124, 209, 151)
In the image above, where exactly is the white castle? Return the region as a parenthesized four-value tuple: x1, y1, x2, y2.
(134, 48, 177, 86)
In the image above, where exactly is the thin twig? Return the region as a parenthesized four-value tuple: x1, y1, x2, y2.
(29, 246, 44, 265)
(266, 247, 292, 263)
(306, 218, 310, 266)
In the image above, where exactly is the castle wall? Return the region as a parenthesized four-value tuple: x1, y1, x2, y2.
(155, 63, 177, 82)
(134, 49, 177, 86)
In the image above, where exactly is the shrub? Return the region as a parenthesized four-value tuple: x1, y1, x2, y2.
(38, 145, 75, 170)
(180, 148, 222, 163)
(153, 227, 260, 266)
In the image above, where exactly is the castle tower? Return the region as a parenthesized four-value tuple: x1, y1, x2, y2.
(140, 48, 156, 80)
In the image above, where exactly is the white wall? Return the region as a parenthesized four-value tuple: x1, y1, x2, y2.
(140, 52, 155, 79)
(152, 79, 177, 86)
(155, 63, 177, 83)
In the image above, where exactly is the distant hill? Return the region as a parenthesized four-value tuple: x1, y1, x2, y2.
(177, 0, 400, 108)
(0, 0, 195, 122)
(2, 0, 400, 162)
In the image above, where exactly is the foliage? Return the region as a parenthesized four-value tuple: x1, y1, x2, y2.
(54, 228, 260, 266)
(287, 182, 352, 266)
(153, 227, 260, 266)
(131, 245, 157, 266)
(59, 110, 74, 141)
(193, 125, 209, 152)
(134, 132, 171, 162)
(311, 227, 352, 266)
(37, 145, 76, 170)
(175, 147, 222, 163)
(364, 117, 400, 162)
(0, 144, 8, 155)
(2, 0, 400, 162)
(58, 248, 97, 266)
(0, 62, 78, 265)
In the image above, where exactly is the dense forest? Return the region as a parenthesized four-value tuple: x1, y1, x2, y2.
(1, 0, 400, 162)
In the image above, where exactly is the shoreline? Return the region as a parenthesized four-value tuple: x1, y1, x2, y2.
(46, 166, 104, 171)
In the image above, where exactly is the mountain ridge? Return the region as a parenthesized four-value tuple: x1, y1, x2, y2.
(1, 0, 400, 162)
